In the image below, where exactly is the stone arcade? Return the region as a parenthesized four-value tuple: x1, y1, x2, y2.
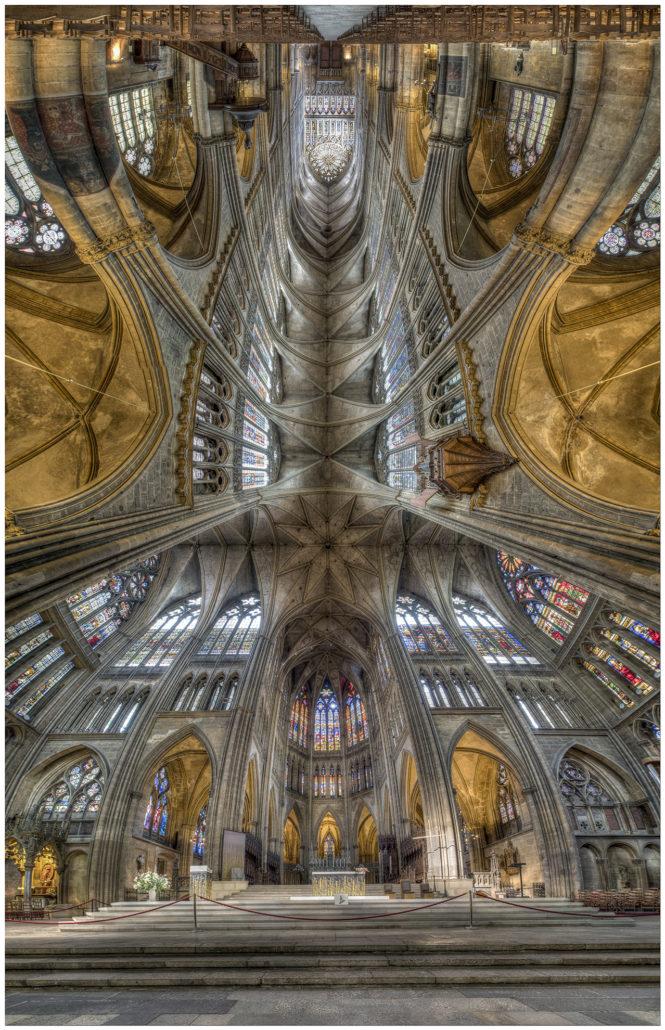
(4, 4, 661, 1024)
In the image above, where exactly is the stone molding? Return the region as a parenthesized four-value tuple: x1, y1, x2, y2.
(428, 134, 473, 150)
(512, 223, 595, 266)
(76, 222, 158, 265)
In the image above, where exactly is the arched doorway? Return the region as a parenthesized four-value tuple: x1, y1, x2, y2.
(451, 730, 543, 893)
(644, 843, 660, 888)
(400, 753, 426, 881)
(357, 806, 379, 882)
(130, 732, 212, 896)
(283, 808, 302, 884)
(316, 812, 342, 860)
(579, 843, 603, 890)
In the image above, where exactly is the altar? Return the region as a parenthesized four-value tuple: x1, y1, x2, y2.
(311, 870, 366, 896)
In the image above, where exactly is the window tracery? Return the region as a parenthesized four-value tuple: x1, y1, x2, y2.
(504, 87, 555, 178)
(314, 681, 340, 751)
(38, 756, 104, 828)
(428, 362, 467, 433)
(597, 156, 660, 257)
(114, 597, 201, 669)
(557, 757, 628, 833)
(108, 86, 157, 177)
(197, 595, 261, 658)
(193, 365, 232, 495)
(496, 764, 519, 824)
(5, 135, 68, 254)
(65, 555, 160, 650)
(304, 85, 355, 184)
(395, 594, 457, 655)
(453, 596, 539, 666)
(497, 551, 590, 645)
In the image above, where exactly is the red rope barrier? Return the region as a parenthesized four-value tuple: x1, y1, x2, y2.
(199, 891, 468, 921)
(474, 892, 659, 919)
(5, 895, 190, 926)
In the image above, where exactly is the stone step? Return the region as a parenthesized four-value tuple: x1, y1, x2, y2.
(7, 948, 659, 971)
(6, 964, 659, 990)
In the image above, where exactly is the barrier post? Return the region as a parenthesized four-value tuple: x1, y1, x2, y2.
(466, 889, 474, 928)
(193, 891, 198, 931)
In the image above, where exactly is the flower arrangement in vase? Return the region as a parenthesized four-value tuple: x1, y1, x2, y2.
(133, 871, 170, 900)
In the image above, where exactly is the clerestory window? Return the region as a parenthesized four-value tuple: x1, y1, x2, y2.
(5, 134, 68, 255)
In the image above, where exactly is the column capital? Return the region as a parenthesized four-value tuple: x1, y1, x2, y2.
(428, 133, 472, 150)
(512, 223, 595, 266)
(76, 221, 158, 265)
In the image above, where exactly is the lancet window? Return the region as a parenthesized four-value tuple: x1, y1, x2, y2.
(504, 87, 555, 178)
(395, 594, 457, 655)
(496, 764, 519, 825)
(65, 555, 161, 650)
(114, 597, 201, 669)
(5, 134, 68, 254)
(345, 682, 368, 745)
(597, 156, 660, 256)
(349, 758, 373, 793)
(5, 612, 75, 721)
(497, 552, 590, 645)
(506, 680, 582, 729)
(289, 688, 309, 748)
(238, 399, 277, 490)
(37, 756, 104, 828)
(578, 657, 635, 710)
(193, 806, 206, 858)
(193, 365, 232, 495)
(108, 86, 157, 177)
(376, 397, 420, 492)
(144, 767, 169, 838)
(314, 681, 341, 751)
(577, 609, 659, 708)
(453, 596, 539, 666)
(197, 595, 261, 658)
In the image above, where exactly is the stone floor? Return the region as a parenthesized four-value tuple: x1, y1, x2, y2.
(4, 984, 661, 1026)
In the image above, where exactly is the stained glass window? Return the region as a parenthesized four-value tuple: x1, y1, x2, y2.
(197, 595, 261, 658)
(66, 555, 160, 650)
(314, 680, 341, 751)
(395, 594, 458, 655)
(5, 135, 68, 255)
(115, 598, 201, 669)
(5, 613, 44, 644)
(579, 659, 634, 709)
(193, 806, 207, 858)
(6, 644, 66, 702)
(598, 629, 660, 676)
(453, 596, 539, 665)
(304, 84, 355, 184)
(289, 688, 309, 748)
(497, 551, 589, 645)
(109, 86, 156, 177)
(606, 611, 660, 649)
(585, 643, 653, 696)
(239, 394, 277, 490)
(345, 682, 368, 745)
(597, 156, 660, 257)
(504, 88, 555, 179)
(496, 765, 519, 824)
(144, 767, 169, 837)
(38, 756, 104, 827)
